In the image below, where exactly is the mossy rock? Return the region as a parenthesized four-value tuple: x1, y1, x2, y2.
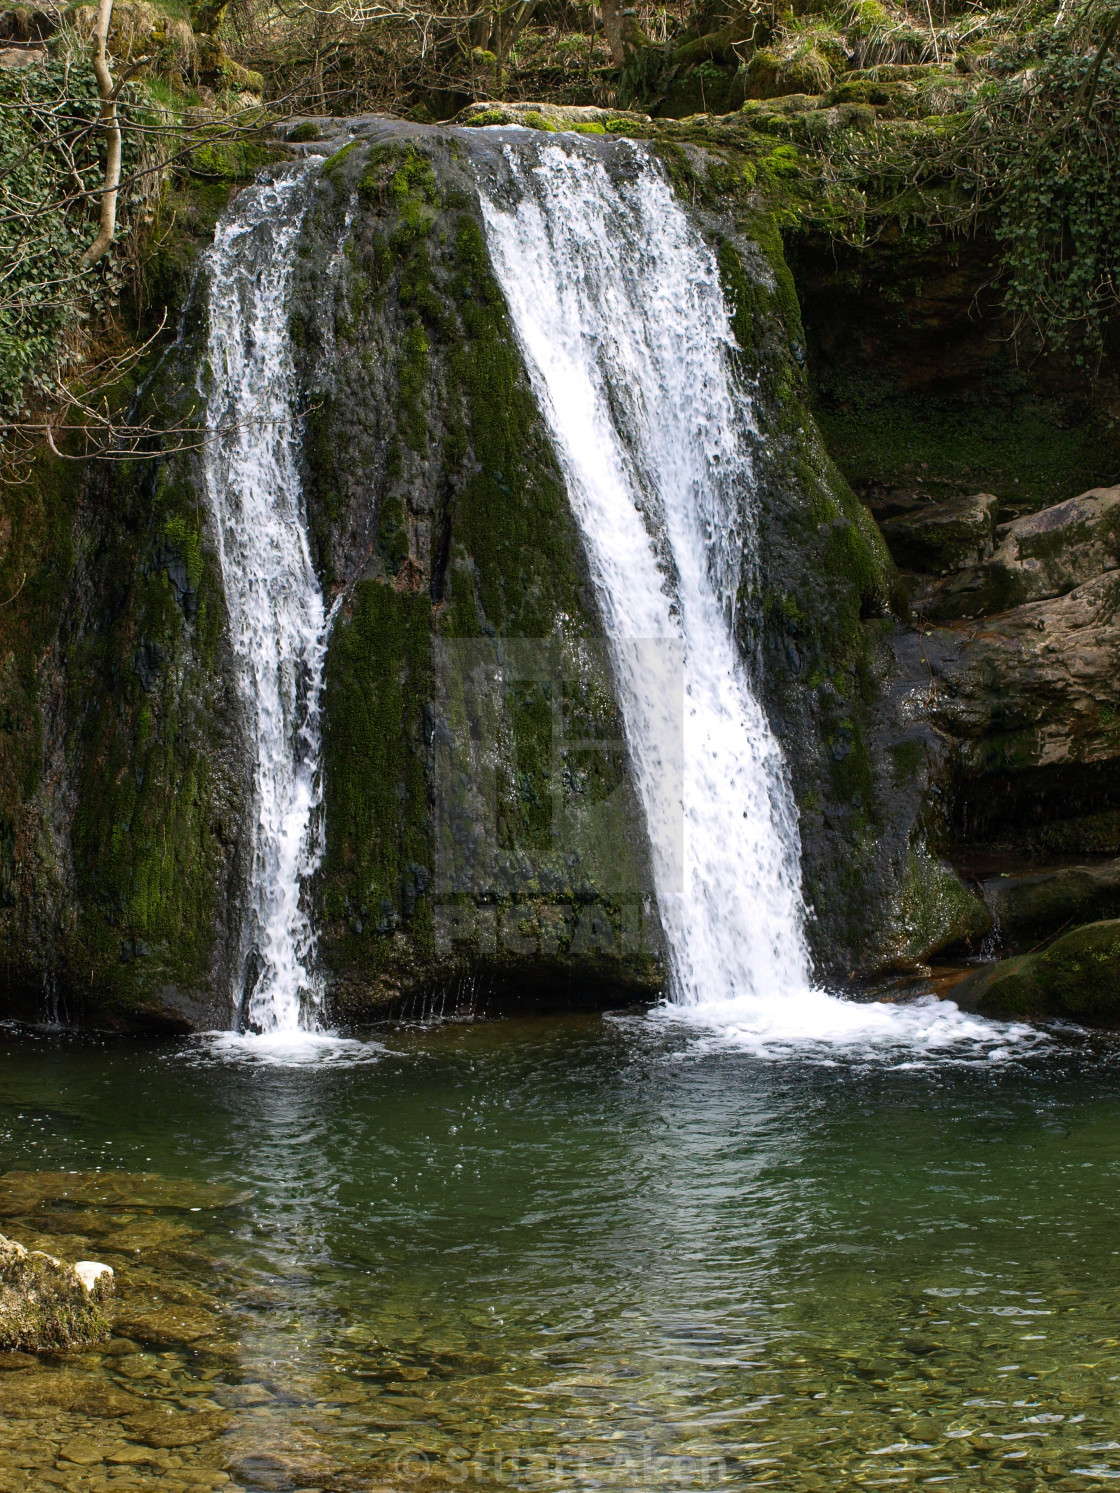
(880, 492, 999, 575)
(454, 102, 651, 131)
(955, 918, 1120, 1024)
(0, 1234, 111, 1352)
(981, 861, 1120, 950)
(746, 44, 833, 99)
(876, 850, 991, 969)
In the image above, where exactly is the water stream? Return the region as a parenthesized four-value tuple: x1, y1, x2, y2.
(476, 136, 1027, 1056)
(200, 167, 328, 1037)
(478, 138, 812, 1012)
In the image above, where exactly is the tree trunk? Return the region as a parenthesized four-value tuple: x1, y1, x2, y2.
(600, 0, 627, 65)
(80, 0, 121, 267)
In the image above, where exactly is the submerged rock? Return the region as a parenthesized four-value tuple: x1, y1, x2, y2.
(0, 1233, 112, 1352)
(954, 917, 1120, 1023)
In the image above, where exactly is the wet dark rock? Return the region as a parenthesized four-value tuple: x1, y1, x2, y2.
(981, 860, 1120, 950)
(881, 491, 999, 575)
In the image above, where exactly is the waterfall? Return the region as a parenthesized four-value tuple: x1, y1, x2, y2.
(200, 167, 328, 1035)
(477, 138, 813, 1010)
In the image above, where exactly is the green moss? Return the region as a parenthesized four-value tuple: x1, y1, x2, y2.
(0, 1237, 109, 1352)
(322, 580, 433, 956)
(444, 213, 586, 638)
(889, 737, 925, 784)
(377, 491, 409, 576)
(186, 138, 276, 182)
(324, 139, 361, 175)
(66, 463, 230, 1012)
(397, 321, 431, 451)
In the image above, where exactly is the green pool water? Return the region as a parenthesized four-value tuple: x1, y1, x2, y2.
(1, 1013, 1120, 1492)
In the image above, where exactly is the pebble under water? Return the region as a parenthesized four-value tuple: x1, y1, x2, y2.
(1, 1015, 1120, 1492)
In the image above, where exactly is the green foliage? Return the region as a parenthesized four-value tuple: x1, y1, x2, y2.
(0, 58, 145, 419)
(991, 46, 1120, 358)
(818, 1, 1120, 357)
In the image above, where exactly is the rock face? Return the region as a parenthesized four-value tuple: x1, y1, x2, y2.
(0, 1233, 112, 1352)
(981, 862, 1120, 949)
(872, 471, 1120, 1008)
(916, 487, 1120, 621)
(4, 114, 1120, 1024)
(880, 492, 1000, 576)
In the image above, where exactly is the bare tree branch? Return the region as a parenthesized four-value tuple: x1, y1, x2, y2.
(80, 0, 122, 265)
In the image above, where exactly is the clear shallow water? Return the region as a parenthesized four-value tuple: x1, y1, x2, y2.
(2, 1015, 1120, 1492)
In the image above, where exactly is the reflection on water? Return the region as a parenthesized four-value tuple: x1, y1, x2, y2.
(1, 1015, 1119, 1491)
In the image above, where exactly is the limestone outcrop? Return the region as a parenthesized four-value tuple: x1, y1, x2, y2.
(873, 473, 1120, 1008)
(914, 486, 1120, 622)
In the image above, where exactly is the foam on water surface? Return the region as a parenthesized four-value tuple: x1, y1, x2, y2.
(187, 1030, 387, 1068)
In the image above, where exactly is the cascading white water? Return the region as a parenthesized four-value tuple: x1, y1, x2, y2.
(478, 138, 812, 1010)
(200, 168, 328, 1035)
(477, 135, 1041, 1057)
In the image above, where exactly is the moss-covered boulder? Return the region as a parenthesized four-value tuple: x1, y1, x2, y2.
(920, 485, 1120, 621)
(876, 850, 991, 969)
(954, 918, 1120, 1024)
(0, 1234, 111, 1352)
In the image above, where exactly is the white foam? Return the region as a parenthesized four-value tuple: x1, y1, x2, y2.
(647, 991, 1047, 1064)
(186, 1030, 386, 1069)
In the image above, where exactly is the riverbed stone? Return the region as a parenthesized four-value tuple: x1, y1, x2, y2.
(111, 1305, 220, 1350)
(954, 917, 1120, 1022)
(0, 1234, 111, 1353)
